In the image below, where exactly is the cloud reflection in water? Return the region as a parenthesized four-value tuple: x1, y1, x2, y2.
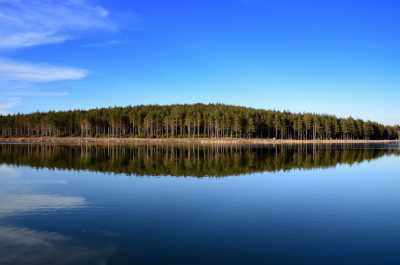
(0, 165, 113, 265)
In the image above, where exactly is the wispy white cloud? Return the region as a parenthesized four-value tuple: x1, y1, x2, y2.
(0, 226, 66, 247)
(0, 194, 86, 217)
(0, 172, 111, 264)
(0, 0, 116, 49)
(0, 59, 87, 82)
(0, 226, 114, 265)
(0, 0, 134, 110)
(0, 32, 70, 50)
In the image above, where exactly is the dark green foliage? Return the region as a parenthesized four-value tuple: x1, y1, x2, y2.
(0, 144, 398, 177)
(0, 103, 398, 140)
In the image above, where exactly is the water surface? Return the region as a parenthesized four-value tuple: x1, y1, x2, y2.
(0, 143, 399, 265)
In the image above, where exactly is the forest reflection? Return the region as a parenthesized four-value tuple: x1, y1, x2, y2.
(0, 144, 398, 177)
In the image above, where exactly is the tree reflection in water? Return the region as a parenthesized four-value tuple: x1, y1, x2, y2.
(0, 144, 398, 177)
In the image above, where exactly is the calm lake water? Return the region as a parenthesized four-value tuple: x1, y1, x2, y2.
(0, 143, 399, 265)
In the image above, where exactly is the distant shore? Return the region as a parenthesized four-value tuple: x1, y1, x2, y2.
(0, 137, 399, 146)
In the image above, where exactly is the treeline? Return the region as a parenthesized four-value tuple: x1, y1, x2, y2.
(0, 104, 399, 140)
(0, 144, 398, 177)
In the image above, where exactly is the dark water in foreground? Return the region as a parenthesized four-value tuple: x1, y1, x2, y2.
(0, 143, 399, 265)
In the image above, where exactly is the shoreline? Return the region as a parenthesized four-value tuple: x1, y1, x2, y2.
(0, 137, 399, 146)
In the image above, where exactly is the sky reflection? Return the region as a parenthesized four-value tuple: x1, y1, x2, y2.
(0, 165, 114, 265)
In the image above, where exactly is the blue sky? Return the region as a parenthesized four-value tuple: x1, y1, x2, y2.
(0, 0, 398, 125)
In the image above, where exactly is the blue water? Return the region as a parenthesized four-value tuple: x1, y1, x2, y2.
(0, 144, 399, 264)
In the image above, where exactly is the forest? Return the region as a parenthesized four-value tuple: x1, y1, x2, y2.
(0, 103, 399, 140)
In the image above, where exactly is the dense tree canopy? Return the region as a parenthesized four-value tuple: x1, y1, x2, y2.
(0, 104, 399, 140)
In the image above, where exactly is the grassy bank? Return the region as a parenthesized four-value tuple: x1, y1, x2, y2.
(0, 137, 399, 146)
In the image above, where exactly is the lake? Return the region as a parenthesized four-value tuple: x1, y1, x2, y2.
(0, 143, 399, 265)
